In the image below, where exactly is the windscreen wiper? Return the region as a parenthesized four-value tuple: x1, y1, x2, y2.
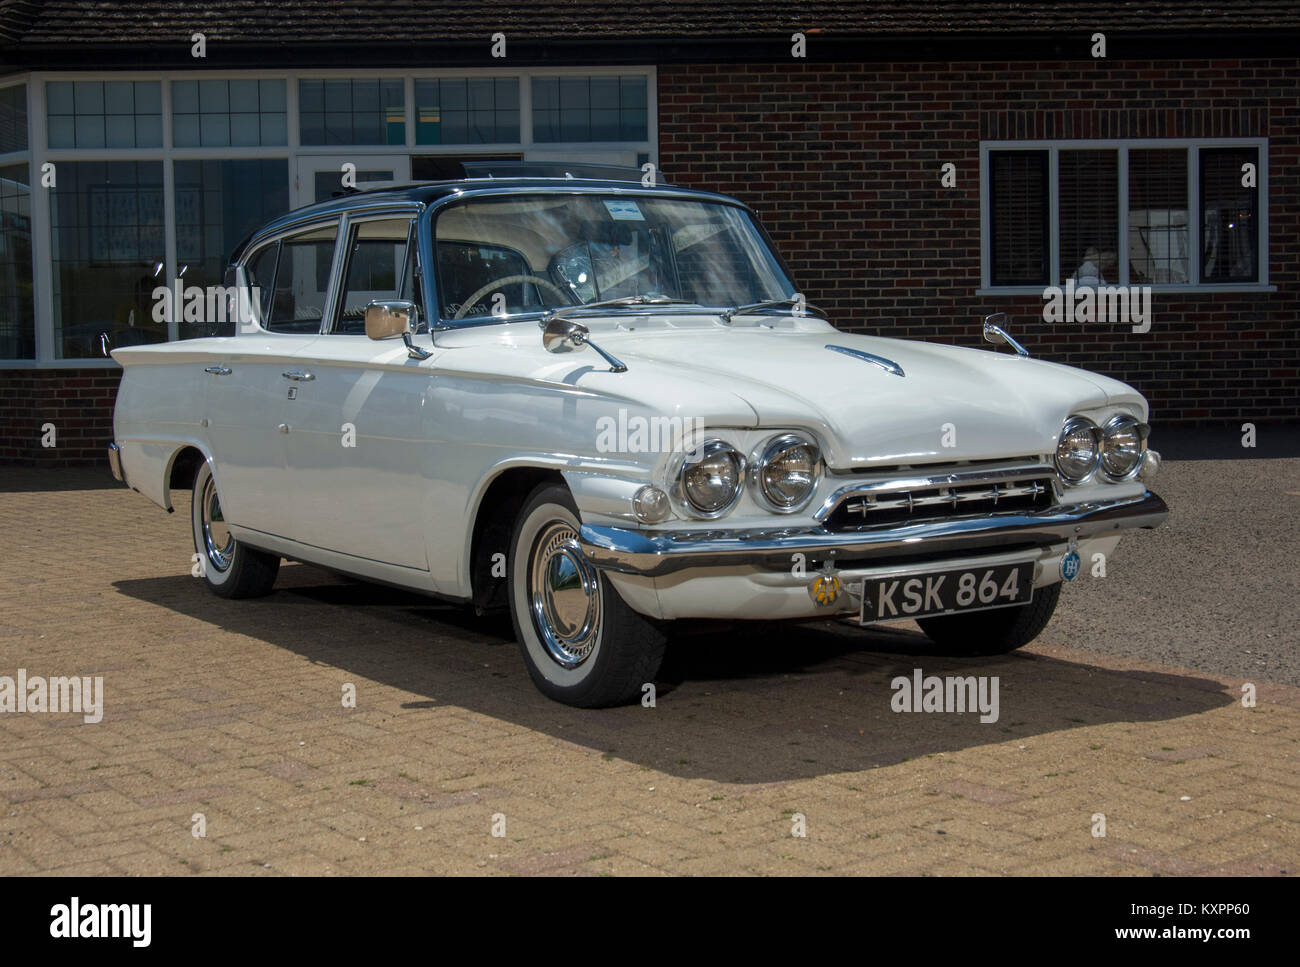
(720, 297, 826, 323)
(541, 293, 695, 324)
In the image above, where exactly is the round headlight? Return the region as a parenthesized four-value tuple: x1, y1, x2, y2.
(679, 440, 745, 517)
(754, 434, 821, 512)
(1101, 415, 1148, 481)
(1055, 416, 1102, 484)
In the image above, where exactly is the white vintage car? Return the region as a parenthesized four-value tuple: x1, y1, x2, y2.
(109, 165, 1169, 707)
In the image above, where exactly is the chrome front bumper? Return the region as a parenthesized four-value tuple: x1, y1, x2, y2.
(107, 441, 124, 483)
(580, 490, 1169, 576)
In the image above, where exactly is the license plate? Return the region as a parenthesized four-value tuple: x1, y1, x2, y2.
(859, 561, 1033, 623)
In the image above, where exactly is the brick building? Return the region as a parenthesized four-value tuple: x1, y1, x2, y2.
(1, 2, 1296, 465)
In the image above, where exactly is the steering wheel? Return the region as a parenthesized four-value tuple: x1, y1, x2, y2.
(453, 274, 574, 320)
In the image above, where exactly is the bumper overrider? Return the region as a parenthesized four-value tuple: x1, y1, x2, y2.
(579, 490, 1169, 577)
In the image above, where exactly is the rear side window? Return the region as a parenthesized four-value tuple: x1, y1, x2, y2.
(242, 242, 279, 326)
(264, 221, 338, 333)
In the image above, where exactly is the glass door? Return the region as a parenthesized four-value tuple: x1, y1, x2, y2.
(295, 155, 410, 208)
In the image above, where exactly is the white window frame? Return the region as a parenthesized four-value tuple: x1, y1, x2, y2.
(978, 138, 1272, 296)
(2, 65, 657, 367)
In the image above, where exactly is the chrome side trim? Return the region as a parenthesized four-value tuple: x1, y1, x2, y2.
(579, 491, 1169, 576)
(824, 344, 905, 377)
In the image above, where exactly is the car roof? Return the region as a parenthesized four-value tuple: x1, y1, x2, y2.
(230, 176, 746, 263)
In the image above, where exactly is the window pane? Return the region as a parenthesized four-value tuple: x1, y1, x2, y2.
(174, 159, 290, 338)
(267, 223, 338, 333)
(51, 161, 166, 358)
(1201, 147, 1259, 283)
(0, 85, 28, 153)
(532, 75, 648, 143)
(47, 81, 161, 149)
(299, 78, 406, 146)
(989, 151, 1048, 286)
(415, 77, 518, 145)
(1128, 149, 1189, 284)
(171, 79, 286, 147)
(0, 163, 34, 359)
(335, 217, 416, 333)
(243, 242, 279, 324)
(1059, 149, 1118, 285)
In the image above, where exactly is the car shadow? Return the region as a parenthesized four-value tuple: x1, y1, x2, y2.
(112, 563, 1234, 785)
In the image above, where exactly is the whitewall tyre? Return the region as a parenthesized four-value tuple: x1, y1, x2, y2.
(508, 483, 666, 707)
(190, 461, 280, 599)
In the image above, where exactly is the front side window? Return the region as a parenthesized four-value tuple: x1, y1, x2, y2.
(333, 216, 419, 334)
(433, 194, 795, 322)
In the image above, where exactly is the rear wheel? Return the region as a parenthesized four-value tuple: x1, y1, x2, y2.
(190, 461, 280, 599)
(916, 582, 1061, 655)
(508, 483, 666, 707)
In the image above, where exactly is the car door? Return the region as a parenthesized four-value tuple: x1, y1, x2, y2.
(279, 211, 435, 570)
(205, 220, 339, 537)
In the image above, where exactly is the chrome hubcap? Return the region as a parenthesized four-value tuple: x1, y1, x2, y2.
(201, 475, 234, 572)
(529, 522, 601, 668)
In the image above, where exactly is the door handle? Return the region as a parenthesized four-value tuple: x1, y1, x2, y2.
(204, 365, 232, 375)
(282, 371, 315, 381)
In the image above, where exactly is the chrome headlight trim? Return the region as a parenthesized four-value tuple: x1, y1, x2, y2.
(1055, 415, 1102, 485)
(673, 438, 746, 519)
(749, 432, 822, 514)
(1100, 414, 1150, 482)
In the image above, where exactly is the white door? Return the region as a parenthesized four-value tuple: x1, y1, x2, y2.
(295, 155, 410, 208)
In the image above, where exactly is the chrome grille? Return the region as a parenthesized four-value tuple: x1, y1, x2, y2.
(819, 464, 1058, 532)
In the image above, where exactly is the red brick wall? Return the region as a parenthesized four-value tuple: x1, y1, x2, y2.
(0, 368, 122, 466)
(657, 59, 1300, 424)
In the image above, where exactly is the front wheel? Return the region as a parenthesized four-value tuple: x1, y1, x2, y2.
(508, 483, 666, 707)
(190, 460, 280, 599)
(916, 582, 1061, 655)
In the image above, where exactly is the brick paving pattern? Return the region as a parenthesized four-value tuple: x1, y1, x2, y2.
(1, 465, 1296, 876)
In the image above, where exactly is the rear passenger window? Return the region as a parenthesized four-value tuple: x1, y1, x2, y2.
(266, 222, 338, 333)
(242, 242, 279, 326)
(333, 216, 418, 334)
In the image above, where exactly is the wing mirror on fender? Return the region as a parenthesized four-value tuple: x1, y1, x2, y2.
(365, 300, 431, 360)
(541, 316, 627, 373)
(982, 312, 1030, 358)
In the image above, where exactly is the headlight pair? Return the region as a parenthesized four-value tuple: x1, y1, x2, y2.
(1055, 414, 1149, 485)
(675, 433, 821, 518)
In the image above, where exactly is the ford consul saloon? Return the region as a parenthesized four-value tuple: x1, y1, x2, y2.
(109, 164, 1169, 707)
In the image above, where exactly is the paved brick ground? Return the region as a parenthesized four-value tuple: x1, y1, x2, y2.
(0, 462, 1296, 876)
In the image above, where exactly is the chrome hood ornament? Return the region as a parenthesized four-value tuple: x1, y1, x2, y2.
(824, 344, 905, 377)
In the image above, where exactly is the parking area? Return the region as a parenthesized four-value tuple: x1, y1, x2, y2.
(1, 445, 1297, 876)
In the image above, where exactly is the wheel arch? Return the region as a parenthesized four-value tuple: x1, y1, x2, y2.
(467, 466, 566, 612)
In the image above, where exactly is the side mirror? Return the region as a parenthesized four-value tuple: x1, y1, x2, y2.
(365, 300, 417, 340)
(982, 312, 1030, 358)
(542, 316, 589, 354)
(365, 300, 431, 360)
(540, 315, 627, 373)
